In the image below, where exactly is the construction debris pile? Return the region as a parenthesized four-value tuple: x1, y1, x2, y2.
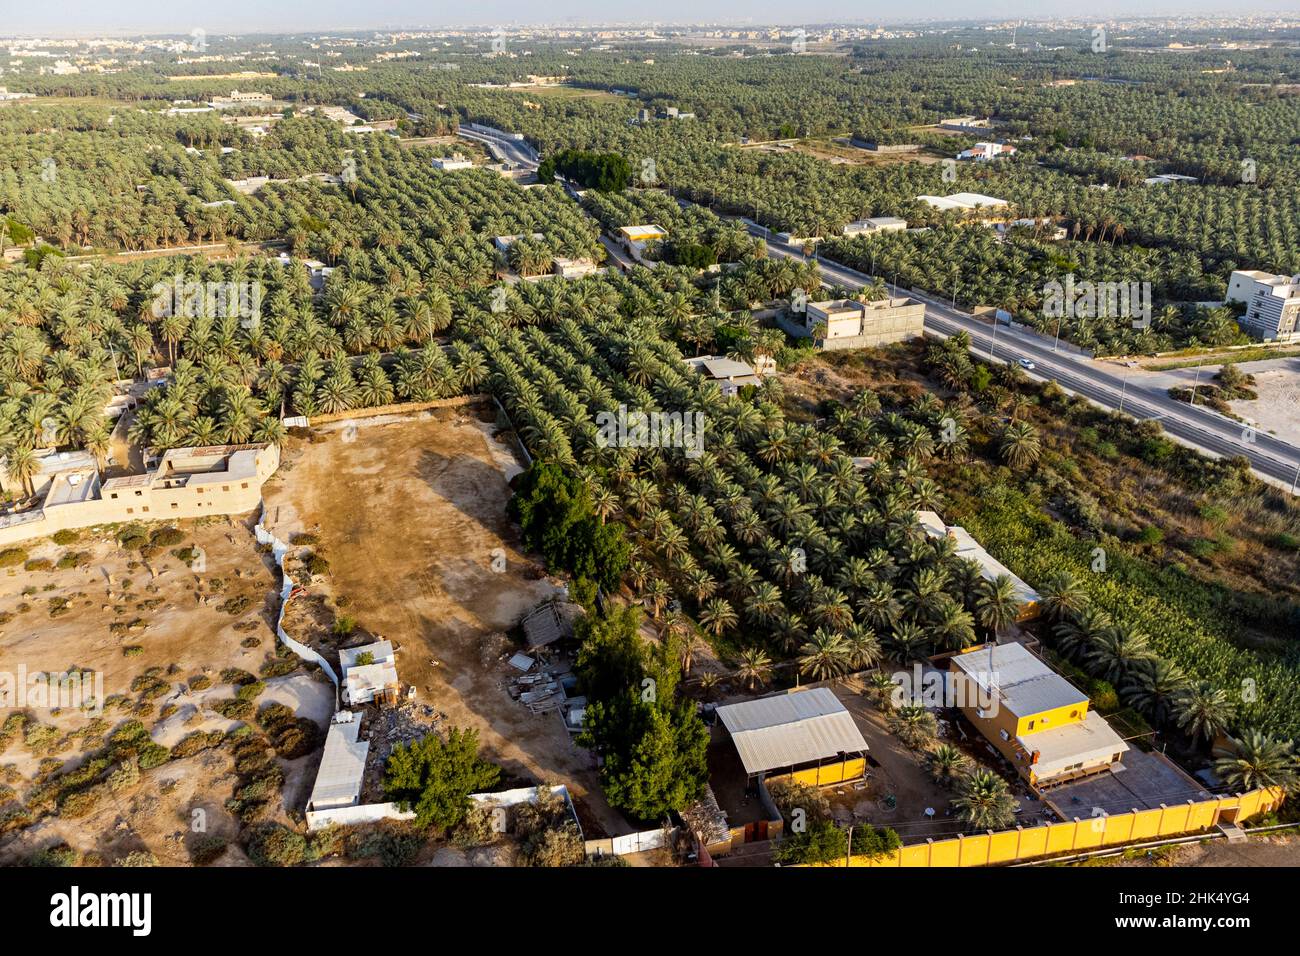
(359, 701, 443, 801)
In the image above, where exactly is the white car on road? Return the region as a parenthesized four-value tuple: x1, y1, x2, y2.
(1017, 357, 1036, 371)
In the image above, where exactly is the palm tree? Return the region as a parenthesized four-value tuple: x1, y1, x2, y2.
(843, 624, 883, 671)
(734, 647, 773, 691)
(1054, 604, 1113, 662)
(926, 743, 970, 786)
(1213, 732, 1297, 793)
(697, 672, 722, 700)
(1038, 571, 1088, 623)
(1121, 657, 1189, 725)
(1174, 682, 1236, 746)
(865, 670, 901, 710)
(974, 574, 1020, 635)
(999, 420, 1041, 469)
(887, 703, 938, 750)
(3, 444, 40, 497)
(954, 770, 1018, 831)
(699, 597, 737, 638)
(798, 628, 850, 682)
(1086, 623, 1155, 685)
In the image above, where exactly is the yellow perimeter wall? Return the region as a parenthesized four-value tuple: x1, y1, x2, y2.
(775, 757, 867, 789)
(807, 788, 1283, 867)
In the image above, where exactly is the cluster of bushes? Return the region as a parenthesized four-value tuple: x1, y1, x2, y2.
(225, 728, 285, 824)
(768, 779, 901, 865)
(537, 149, 632, 192)
(509, 462, 629, 605)
(256, 702, 319, 759)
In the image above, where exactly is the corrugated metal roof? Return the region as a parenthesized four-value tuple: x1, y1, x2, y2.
(952, 643, 1087, 718)
(716, 688, 868, 776)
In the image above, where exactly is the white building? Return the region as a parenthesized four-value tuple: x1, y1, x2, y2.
(493, 232, 545, 254)
(340, 640, 400, 706)
(431, 153, 475, 171)
(1226, 270, 1300, 342)
(1143, 173, 1198, 186)
(918, 192, 1008, 212)
(306, 712, 369, 812)
(915, 510, 1040, 619)
(786, 297, 927, 350)
(842, 216, 907, 236)
(684, 355, 762, 396)
(552, 257, 600, 278)
(957, 141, 1016, 161)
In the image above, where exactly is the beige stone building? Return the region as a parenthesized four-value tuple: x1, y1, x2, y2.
(0, 443, 279, 547)
(781, 297, 926, 350)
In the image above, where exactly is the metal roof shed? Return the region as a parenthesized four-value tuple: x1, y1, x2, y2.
(716, 688, 868, 780)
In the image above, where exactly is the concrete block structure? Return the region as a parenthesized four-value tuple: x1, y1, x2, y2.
(949, 643, 1129, 788)
(1226, 269, 1300, 343)
(0, 443, 279, 547)
(780, 297, 926, 350)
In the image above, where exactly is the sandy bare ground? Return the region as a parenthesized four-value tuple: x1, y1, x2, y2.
(0, 516, 322, 863)
(1227, 360, 1300, 446)
(1111, 831, 1300, 867)
(262, 405, 632, 837)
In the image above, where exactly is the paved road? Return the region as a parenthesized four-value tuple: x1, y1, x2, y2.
(456, 136, 1300, 489)
(456, 124, 540, 170)
(752, 226, 1300, 491)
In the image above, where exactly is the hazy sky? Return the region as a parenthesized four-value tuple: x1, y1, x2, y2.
(0, 1, 1292, 37)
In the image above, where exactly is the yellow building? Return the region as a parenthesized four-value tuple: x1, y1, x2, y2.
(950, 643, 1128, 788)
(716, 687, 868, 789)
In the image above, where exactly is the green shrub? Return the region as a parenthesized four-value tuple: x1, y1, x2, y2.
(188, 836, 228, 866)
(0, 548, 29, 568)
(149, 527, 185, 547)
(51, 530, 80, 546)
(30, 842, 79, 867)
(23, 559, 53, 572)
(235, 681, 266, 702)
(247, 824, 308, 867)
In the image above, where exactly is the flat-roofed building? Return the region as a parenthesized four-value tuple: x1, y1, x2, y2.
(431, 153, 475, 171)
(716, 687, 869, 788)
(493, 232, 545, 254)
(957, 141, 1016, 161)
(915, 509, 1040, 619)
(949, 643, 1128, 787)
(684, 355, 763, 396)
(552, 256, 600, 278)
(842, 216, 907, 236)
(918, 192, 1008, 212)
(340, 640, 400, 706)
(1225, 269, 1300, 343)
(307, 713, 369, 812)
(781, 297, 926, 350)
(0, 443, 280, 547)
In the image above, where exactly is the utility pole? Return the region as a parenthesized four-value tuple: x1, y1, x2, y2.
(846, 825, 853, 867)
(1291, 458, 1300, 496)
